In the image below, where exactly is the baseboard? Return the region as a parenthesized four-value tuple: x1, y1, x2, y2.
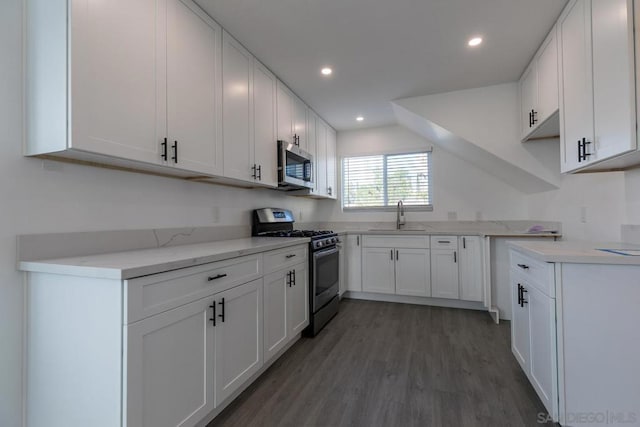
(343, 291, 486, 311)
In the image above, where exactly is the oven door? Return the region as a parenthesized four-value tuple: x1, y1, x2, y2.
(312, 246, 339, 312)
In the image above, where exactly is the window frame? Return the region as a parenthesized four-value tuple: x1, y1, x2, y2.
(341, 150, 433, 212)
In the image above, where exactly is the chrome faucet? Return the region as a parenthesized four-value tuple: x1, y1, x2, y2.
(396, 200, 406, 229)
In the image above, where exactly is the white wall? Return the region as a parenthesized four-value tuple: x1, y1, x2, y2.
(0, 2, 322, 425)
(315, 125, 528, 222)
(526, 172, 627, 242)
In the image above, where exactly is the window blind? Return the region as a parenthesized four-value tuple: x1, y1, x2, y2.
(342, 152, 431, 209)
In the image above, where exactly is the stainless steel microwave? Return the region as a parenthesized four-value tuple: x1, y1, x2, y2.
(277, 140, 313, 190)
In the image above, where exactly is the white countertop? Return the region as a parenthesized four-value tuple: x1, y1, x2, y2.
(336, 229, 560, 238)
(19, 237, 310, 280)
(508, 240, 640, 265)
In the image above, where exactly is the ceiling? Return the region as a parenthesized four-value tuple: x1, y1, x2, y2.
(195, 0, 568, 131)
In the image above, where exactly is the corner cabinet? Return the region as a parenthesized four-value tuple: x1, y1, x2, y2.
(559, 0, 638, 172)
(519, 26, 560, 141)
(26, 0, 223, 176)
(24, 244, 309, 427)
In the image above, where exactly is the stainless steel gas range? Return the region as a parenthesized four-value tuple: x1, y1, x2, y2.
(252, 208, 340, 336)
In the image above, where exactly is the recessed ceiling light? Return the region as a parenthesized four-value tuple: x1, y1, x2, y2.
(468, 37, 483, 47)
(321, 67, 333, 76)
(356, 116, 364, 122)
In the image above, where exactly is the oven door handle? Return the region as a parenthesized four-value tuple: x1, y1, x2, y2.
(313, 246, 339, 259)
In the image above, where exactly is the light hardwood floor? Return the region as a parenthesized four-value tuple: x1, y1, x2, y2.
(208, 299, 556, 427)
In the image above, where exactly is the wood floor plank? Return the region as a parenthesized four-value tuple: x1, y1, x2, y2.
(208, 299, 557, 427)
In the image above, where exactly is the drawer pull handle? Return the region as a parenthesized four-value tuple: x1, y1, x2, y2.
(438, 240, 450, 244)
(285, 254, 296, 259)
(517, 264, 529, 270)
(208, 273, 228, 281)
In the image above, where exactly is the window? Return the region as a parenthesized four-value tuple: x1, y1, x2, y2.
(342, 151, 432, 210)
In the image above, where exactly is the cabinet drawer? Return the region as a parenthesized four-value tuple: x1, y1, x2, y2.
(125, 254, 262, 323)
(264, 245, 308, 274)
(362, 235, 429, 249)
(430, 236, 458, 250)
(510, 250, 555, 297)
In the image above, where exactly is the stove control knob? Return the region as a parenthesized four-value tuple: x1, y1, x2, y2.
(331, 238, 336, 243)
(316, 241, 323, 248)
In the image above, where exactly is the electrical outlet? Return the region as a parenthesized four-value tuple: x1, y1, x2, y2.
(475, 211, 483, 221)
(298, 210, 303, 221)
(447, 211, 458, 221)
(580, 206, 587, 223)
(211, 207, 220, 223)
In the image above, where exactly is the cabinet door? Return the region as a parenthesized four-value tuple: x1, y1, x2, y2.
(591, 0, 636, 160)
(214, 279, 263, 406)
(459, 236, 483, 302)
(166, 0, 223, 175)
(536, 30, 559, 124)
(71, 0, 166, 164)
(326, 127, 337, 199)
(431, 249, 459, 299)
(263, 270, 288, 362)
(362, 248, 395, 294)
(316, 120, 328, 197)
(126, 297, 214, 427)
(520, 65, 537, 137)
(222, 31, 254, 182)
(253, 60, 278, 187)
(276, 82, 293, 144)
(293, 97, 307, 151)
(346, 235, 362, 292)
(560, 0, 594, 172)
(395, 248, 431, 297)
(288, 262, 309, 336)
(528, 286, 558, 418)
(510, 277, 530, 373)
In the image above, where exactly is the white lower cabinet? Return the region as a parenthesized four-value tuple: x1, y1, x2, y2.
(345, 235, 362, 292)
(395, 248, 431, 297)
(509, 249, 558, 422)
(263, 261, 308, 362)
(362, 247, 396, 294)
(126, 297, 215, 427)
(213, 279, 263, 406)
(361, 236, 431, 296)
(459, 236, 483, 302)
(430, 249, 459, 299)
(510, 275, 531, 372)
(25, 245, 309, 427)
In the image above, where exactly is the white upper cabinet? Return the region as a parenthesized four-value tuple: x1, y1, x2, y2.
(306, 110, 319, 193)
(166, 0, 223, 175)
(325, 127, 337, 199)
(222, 31, 278, 187)
(519, 26, 559, 141)
(253, 60, 278, 187)
(222, 31, 254, 182)
(28, 0, 224, 176)
(293, 96, 308, 151)
(559, 0, 637, 172)
(276, 81, 295, 145)
(316, 119, 329, 198)
(68, 0, 167, 164)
